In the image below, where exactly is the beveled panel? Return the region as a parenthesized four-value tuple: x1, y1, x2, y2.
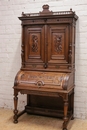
(25, 25, 45, 64)
(47, 24, 69, 64)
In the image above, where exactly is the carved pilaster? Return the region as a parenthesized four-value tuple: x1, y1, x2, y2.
(21, 26, 25, 68)
(68, 43, 72, 64)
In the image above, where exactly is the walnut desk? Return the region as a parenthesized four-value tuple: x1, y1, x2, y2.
(13, 5, 78, 130)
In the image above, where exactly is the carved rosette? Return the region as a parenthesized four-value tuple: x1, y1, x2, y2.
(54, 35, 62, 53)
(31, 35, 38, 52)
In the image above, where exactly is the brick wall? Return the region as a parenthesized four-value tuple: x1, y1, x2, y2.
(0, 0, 87, 119)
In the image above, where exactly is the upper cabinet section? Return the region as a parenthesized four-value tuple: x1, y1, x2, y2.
(19, 5, 78, 72)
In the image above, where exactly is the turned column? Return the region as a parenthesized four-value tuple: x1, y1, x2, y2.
(71, 91, 74, 120)
(13, 89, 18, 123)
(63, 94, 68, 130)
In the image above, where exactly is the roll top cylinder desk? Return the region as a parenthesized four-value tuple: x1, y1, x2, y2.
(13, 5, 78, 130)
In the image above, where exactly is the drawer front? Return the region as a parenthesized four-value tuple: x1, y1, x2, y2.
(47, 64, 69, 69)
(25, 64, 44, 70)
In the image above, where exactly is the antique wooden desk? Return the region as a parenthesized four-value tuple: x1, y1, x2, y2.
(13, 5, 78, 130)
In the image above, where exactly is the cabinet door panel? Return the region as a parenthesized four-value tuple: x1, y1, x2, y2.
(47, 24, 69, 64)
(25, 25, 45, 64)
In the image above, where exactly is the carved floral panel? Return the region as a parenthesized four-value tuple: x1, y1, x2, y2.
(52, 33, 64, 55)
(29, 33, 40, 56)
(54, 35, 62, 53)
(31, 35, 38, 52)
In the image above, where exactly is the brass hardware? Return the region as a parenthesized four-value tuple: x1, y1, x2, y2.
(36, 81, 44, 88)
(44, 63, 48, 69)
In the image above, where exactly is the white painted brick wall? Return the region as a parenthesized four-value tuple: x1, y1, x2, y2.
(0, 0, 87, 119)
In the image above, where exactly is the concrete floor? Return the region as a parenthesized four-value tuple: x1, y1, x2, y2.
(0, 108, 87, 130)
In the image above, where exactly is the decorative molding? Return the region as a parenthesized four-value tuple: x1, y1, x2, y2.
(53, 8, 74, 15)
(21, 6, 78, 19)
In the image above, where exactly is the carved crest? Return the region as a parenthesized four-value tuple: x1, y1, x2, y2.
(40, 5, 53, 15)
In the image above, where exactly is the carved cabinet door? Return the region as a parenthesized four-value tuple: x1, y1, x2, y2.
(24, 25, 45, 69)
(23, 23, 70, 70)
(47, 24, 70, 69)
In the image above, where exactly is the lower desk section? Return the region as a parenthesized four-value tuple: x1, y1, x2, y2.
(26, 94, 73, 118)
(27, 95, 64, 110)
(25, 105, 72, 118)
(13, 70, 74, 130)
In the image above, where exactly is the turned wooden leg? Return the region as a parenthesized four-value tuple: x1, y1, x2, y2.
(71, 91, 74, 120)
(13, 90, 18, 123)
(63, 98, 68, 130)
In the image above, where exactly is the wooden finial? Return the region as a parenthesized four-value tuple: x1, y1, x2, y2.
(70, 8, 72, 11)
(22, 12, 24, 16)
(40, 4, 53, 15)
(42, 4, 49, 10)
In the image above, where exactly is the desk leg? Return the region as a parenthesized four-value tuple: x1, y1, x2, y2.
(13, 90, 18, 123)
(63, 96, 68, 130)
(71, 92, 74, 120)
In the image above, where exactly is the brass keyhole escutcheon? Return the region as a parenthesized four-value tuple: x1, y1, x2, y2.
(36, 81, 44, 88)
(38, 83, 41, 87)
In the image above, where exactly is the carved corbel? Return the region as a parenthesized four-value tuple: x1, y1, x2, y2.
(58, 93, 68, 101)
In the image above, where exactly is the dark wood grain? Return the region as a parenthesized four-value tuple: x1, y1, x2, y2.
(13, 5, 78, 130)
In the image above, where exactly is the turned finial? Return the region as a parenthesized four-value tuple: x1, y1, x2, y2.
(40, 4, 53, 15)
(42, 4, 49, 10)
(70, 8, 72, 11)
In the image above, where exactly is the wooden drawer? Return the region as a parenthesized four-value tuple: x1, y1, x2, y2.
(25, 64, 44, 70)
